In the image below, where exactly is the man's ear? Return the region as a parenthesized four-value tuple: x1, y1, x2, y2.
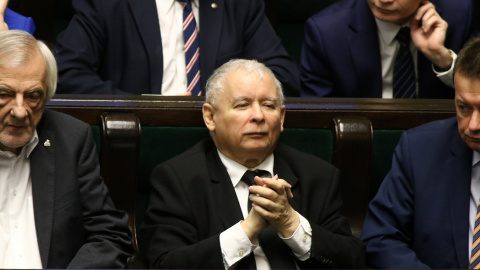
(203, 103, 216, 132)
(280, 105, 286, 133)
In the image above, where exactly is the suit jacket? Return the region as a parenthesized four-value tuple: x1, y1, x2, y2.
(5, 8, 35, 34)
(300, 0, 476, 98)
(360, 117, 472, 268)
(30, 109, 133, 268)
(141, 138, 365, 269)
(54, 0, 300, 96)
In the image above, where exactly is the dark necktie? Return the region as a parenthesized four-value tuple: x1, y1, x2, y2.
(177, 0, 201, 96)
(393, 27, 416, 99)
(241, 169, 270, 211)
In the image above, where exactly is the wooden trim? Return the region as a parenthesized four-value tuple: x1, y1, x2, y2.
(48, 95, 456, 129)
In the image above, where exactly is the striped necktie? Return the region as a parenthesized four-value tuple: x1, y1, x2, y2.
(471, 199, 480, 268)
(178, 0, 201, 96)
(393, 27, 416, 99)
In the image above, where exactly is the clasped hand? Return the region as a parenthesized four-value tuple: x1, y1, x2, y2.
(241, 175, 299, 241)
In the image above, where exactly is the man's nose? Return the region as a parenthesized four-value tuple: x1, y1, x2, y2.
(251, 104, 265, 123)
(10, 97, 28, 119)
(469, 110, 480, 132)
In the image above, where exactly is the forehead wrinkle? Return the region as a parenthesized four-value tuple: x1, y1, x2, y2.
(231, 96, 250, 103)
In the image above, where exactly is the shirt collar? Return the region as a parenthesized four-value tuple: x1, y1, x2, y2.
(375, 18, 410, 46)
(159, 0, 176, 14)
(473, 151, 480, 167)
(217, 150, 275, 188)
(25, 130, 39, 158)
(159, 0, 199, 14)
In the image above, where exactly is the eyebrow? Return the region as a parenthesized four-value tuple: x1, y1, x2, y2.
(0, 88, 15, 93)
(25, 88, 45, 95)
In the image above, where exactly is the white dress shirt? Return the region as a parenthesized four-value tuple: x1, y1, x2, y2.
(469, 151, 480, 257)
(217, 151, 312, 270)
(375, 19, 455, 99)
(155, 0, 200, 95)
(0, 131, 42, 269)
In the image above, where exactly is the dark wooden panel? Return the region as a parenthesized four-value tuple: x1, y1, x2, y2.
(47, 95, 456, 130)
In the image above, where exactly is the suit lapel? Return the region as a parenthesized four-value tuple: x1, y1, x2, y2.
(30, 123, 56, 268)
(206, 146, 244, 229)
(273, 151, 300, 210)
(128, 0, 164, 94)
(198, 0, 223, 90)
(346, 0, 383, 97)
(447, 133, 472, 269)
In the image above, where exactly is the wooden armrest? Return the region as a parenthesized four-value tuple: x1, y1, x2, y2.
(100, 112, 144, 268)
(332, 116, 372, 238)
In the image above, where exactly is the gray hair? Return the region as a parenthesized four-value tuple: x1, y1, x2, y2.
(205, 59, 284, 107)
(0, 30, 57, 100)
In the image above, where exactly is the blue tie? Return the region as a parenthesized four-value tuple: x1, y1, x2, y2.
(393, 27, 416, 99)
(178, 0, 201, 96)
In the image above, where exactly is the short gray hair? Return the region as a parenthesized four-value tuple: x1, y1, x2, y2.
(0, 30, 57, 100)
(205, 59, 284, 107)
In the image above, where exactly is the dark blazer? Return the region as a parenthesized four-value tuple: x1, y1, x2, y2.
(141, 138, 365, 269)
(300, 0, 476, 98)
(361, 117, 472, 268)
(30, 109, 133, 268)
(5, 8, 35, 34)
(54, 0, 300, 96)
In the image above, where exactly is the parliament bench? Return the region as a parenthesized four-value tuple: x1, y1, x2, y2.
(47, 95, 456, 268)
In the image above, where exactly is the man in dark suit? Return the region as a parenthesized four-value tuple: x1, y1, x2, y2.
(361, 37, 480, 268)
(53, 0, 300, 96)
(0, 30, 133, 268)
(141, 59, 365, 269)
(300, 0, 476, 98)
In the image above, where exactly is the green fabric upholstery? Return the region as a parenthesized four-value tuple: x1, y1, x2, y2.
(371, 130, 404, 199)
(279, 128, 332, 162)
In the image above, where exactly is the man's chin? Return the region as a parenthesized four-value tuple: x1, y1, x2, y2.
(0, 136, 32, 153)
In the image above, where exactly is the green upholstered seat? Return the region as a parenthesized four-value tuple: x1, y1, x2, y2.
(371, 130, 404, 199)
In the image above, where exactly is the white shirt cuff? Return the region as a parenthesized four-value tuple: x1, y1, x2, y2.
(219, 221, 258, 270)
(279, 211, 312, 261)
(432, 49, 456, 88)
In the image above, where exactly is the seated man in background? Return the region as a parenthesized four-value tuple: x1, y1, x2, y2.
(301, 0, 476, 98)
(141, 59, 365, 269)
(361, 37, 480, 268)
(0, 30, 133, 268)
(53, 0, 300, 96)
(1, 0, 35, 34)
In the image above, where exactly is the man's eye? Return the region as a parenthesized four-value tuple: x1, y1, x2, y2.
(26, 94, 40, 100)
(235, 103, 248, 108)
